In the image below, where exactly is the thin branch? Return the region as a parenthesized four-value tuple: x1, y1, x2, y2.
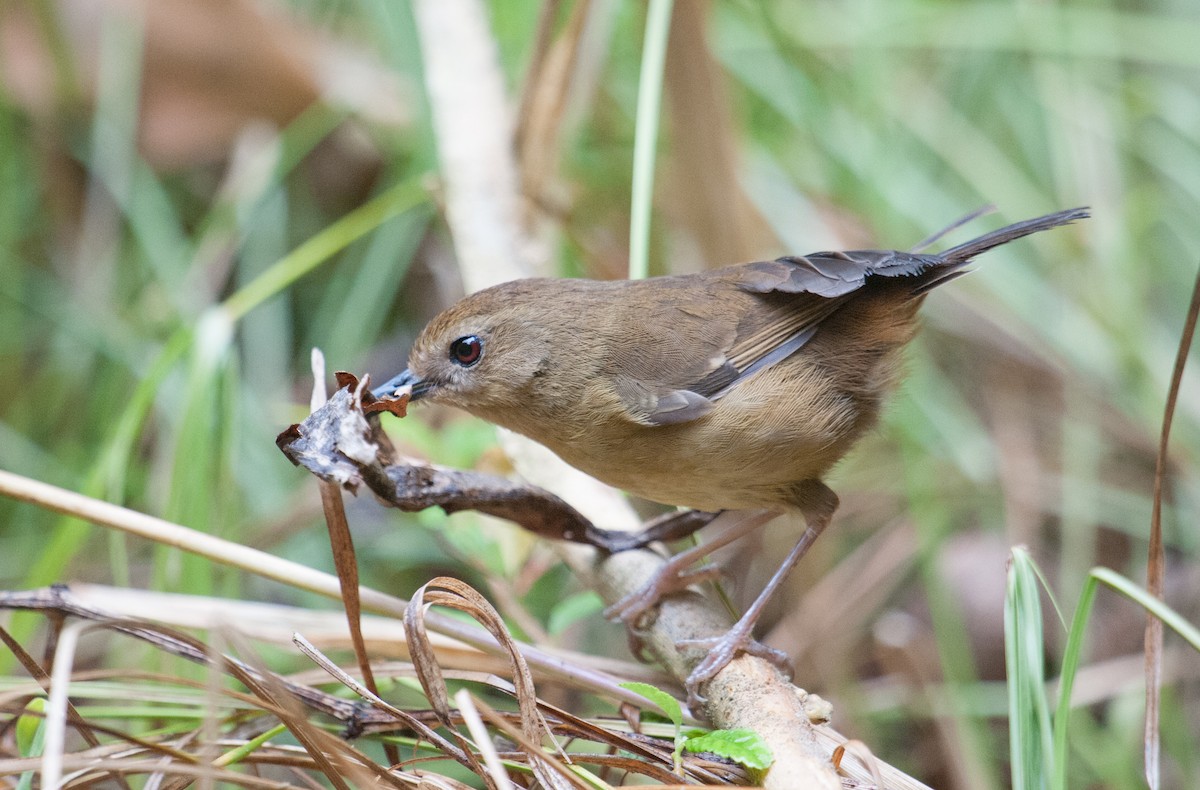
(1144, 261, 1200, 788)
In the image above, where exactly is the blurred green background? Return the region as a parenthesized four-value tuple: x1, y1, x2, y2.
(0, 0, 1197, 786)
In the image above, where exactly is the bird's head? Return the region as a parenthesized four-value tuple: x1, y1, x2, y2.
(372, 280, 561, 416)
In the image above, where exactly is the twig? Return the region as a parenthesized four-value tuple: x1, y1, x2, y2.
(277, 381, 713, 553)
(1144, 262, 1200, 787)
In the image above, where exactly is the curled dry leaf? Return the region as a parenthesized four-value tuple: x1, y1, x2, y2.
(399, 577, 750, 786)
(275, 386, 376, 492)
(333, 370, 411, 418)
(405, 576, 575, 790)
(363, 391, 411, 419)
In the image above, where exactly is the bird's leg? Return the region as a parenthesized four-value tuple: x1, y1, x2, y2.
(604, 509, 778, 627)
(679, 480, 838, 708)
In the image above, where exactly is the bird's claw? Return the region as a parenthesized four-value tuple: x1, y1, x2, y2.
(678, 634, 792, 677)
(678, 623, 794, 709)
(603, 562, 723, 628)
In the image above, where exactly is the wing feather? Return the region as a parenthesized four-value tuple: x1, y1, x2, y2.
(609, 208, 1089, 425)
(608, 248, 945, 426)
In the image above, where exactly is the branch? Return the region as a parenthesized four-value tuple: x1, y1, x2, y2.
(276, 378, 716, 553)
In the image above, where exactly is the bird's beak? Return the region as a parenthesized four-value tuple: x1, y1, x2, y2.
(371, 369, 434, 402)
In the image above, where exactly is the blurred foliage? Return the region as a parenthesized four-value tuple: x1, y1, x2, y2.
(0, 0, 1198, 787)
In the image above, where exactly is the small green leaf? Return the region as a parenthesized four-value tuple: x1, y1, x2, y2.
(619, 681, 682, 728)
(620, 681, 686, 772)
(16, 697, 46, 757)
(683, 728, 774, 771)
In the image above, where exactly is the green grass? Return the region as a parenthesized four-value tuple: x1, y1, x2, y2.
(1005, 550, 1200, 790)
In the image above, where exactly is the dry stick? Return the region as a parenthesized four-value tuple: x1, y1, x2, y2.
(0, 586, 553, 751)
(11, 580, 658, 779)
(306, 350, 398, 769)
(512, 0, 563, 155)
(1145, 263, 1200, 788)
(409, 1, 841, 788)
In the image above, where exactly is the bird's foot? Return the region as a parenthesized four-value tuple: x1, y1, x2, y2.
(677, 622, 794, 709)
(603, 557, 724, 628)
(604, 511, 772, 628)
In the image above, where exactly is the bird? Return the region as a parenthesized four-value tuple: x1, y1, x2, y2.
(372, 206, 1088, 701)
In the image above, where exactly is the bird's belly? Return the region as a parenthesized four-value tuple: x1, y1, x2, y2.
(569, 429, 842, 512)
(543, 368, 870, 512)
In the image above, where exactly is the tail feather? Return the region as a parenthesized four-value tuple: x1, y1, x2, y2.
(910, 204, 995, 253)
(912, 206, 1089, 295)
(737, 206, 1089, 300)
(939, 206, 1089, 265)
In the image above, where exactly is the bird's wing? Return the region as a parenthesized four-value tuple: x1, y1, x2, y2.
(733, 249, 941, 297)
(608, 250, 939, 427)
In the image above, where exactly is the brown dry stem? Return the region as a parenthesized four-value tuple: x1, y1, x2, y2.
(0, 585, 749, 786)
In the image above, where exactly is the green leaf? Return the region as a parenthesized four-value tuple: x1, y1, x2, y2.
(1052, 566, 1200, 790)
(628, 0, 674, 280)
(620, 681, 685, 772)
(16, 691, 48, 782)
(15, 696, 46, 757)
(682, 728, 774, 771)
(619, 681, 682, 728)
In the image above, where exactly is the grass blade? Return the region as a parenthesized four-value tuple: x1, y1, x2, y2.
(1006, 547, 1055, 790)
(628, 0, 674, 280)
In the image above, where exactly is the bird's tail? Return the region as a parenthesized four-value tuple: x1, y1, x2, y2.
(913, 206, 1089, 294)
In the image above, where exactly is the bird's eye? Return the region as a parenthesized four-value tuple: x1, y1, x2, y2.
(449, 335, 483, 367)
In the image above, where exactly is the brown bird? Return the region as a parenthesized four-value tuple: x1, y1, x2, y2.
(373, 207, 1087, 700)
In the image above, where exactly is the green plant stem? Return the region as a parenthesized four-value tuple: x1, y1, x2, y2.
(628, 0, 674, 280)
(222, 177, 427, 321)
